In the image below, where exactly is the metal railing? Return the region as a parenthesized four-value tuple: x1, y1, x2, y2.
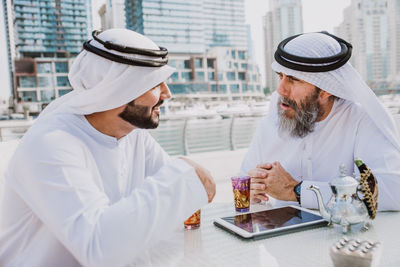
(0, 116, 263, 156)
(0, 120, 35, 142)
(149, 116, 262, 155)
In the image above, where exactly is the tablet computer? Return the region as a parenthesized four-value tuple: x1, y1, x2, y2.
(213, 205, 328, 240)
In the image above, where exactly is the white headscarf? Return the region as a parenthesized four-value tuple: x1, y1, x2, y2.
(272, 32, 400, 151)
(39, 28, 175, 118)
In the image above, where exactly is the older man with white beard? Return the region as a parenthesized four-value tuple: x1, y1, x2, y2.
(240, 32, 400, 211)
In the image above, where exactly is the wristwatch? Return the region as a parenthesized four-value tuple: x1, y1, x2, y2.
(294, 181, 303, 204)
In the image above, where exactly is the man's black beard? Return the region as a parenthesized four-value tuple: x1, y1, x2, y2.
(277, 89, 323, 138)
(119, 99, 163, 129)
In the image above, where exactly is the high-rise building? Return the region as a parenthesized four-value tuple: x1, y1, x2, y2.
(98, 0, 125, 30)
(1, 0, 14, 106)
(263, 0, 303, 92)
(202, 0, 248, 50)
(13, 0, 92, 57)
(125, 0, 248, 54)
(246, 24, 254, 60)
(388, 0, 400, 86)
(124, 0, 262, 97)
(125, 0, 205, 53)
(335, 0, 400, 91)
(167, 48, 262, 96)
(6, 0, 93, 108)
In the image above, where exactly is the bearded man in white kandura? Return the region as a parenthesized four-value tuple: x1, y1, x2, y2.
(240, 32, 400, 211)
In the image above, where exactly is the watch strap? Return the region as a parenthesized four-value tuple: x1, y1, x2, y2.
(294, 181, 303, 204)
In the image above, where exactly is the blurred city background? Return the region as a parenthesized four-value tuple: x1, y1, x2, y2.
(1, 0, 400, 156)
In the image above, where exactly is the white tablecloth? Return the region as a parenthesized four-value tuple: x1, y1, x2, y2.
(129, 202, 400, 267)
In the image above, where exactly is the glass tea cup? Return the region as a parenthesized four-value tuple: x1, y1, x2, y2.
(184, 209, 201, 229)
(231, 176, 251, 212)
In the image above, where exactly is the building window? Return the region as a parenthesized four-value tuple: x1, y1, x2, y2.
(242, 84, 248, 91)
(168, 84, 187, 94)
(38, 77, 53, 88)
(191, 83, 208, 92)
(40, 90, 55, 102)
(59, 89, 72, 96)
(231, 50, 236, 59)
(55, 62, 68, 73)
(169, 72, 179, 82)
(230, 84, 240, 93)
(174, 60, 185, 69)
(181, 72, 192, 81)
(56, 76, 70, 86)
(219, 84, 227, 93)
(196, 71, 205, 81)
(241, 63, 247, 69)
(211, 84, 217, 92)
(37, 62, 52, 73)
(227, 72, 236, 81)
(238, 51, 246, 60)
(207, 59, 215, 69)
(19, 76, 36, 88)
(208, 72, 215, 81)
(238, 72, 246, 81)
(168, 60, 177, 68)
(21, 91, 37, 102)
(195, 58, 203, 68)
(184, 60, 191, 69)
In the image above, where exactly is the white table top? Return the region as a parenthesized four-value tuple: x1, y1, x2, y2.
(130, 202, 400, 267)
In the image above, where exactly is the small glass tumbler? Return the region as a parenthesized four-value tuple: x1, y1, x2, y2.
(231, 176, 251, 212)
(184, 209, 201, 229)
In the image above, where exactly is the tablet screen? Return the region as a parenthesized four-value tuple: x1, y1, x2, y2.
(221, 206, 323, 233)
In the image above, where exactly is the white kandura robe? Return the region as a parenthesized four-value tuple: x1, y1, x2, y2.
(240, 93, 400, 210)
(0, 113, 207, 267)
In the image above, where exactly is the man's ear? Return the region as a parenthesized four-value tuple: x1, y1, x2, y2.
(319, 90, 332, 100)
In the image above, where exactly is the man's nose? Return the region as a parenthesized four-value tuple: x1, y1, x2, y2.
(277, 75, 290, 98)
(160, 82, 172, 100)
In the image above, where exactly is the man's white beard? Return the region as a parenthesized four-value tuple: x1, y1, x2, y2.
(277, 95, 322, 138)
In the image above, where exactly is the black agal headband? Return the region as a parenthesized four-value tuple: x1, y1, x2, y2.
(274, 31, 352, 72)
(83, 30, 168, 67)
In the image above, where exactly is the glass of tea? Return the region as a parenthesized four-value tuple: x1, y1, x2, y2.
(184, 209, 201, 229)
(231, 176, 251, 212)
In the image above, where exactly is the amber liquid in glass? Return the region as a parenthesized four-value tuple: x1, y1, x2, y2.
(231, 176, 251, 212)
(233, 189, 250, 212)
(184, 209, 201, 229)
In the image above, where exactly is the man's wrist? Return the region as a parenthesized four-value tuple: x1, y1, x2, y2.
(293, 181, 303, 204)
